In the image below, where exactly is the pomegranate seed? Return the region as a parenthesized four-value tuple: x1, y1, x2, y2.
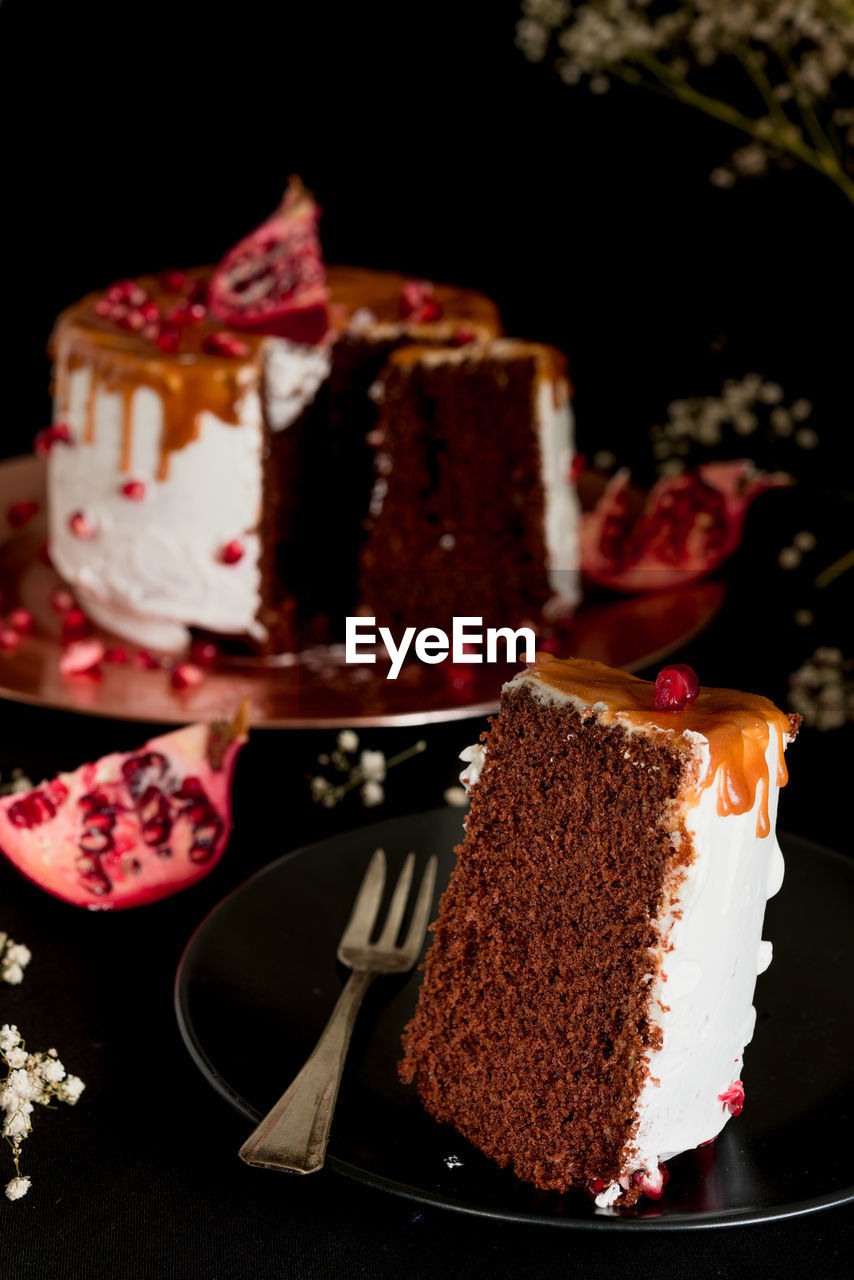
(190, 640, 219, 667)
(203, 332, 250, 359)
(104, 647, 129, 664)
(61, 608, 89, 644)
(155, 326, 181, 354)
(140, 301, 161, 323)
(219, 539, 244, 565)
(68, 511, 97, 539)
(569, 453, 588, 483)
(141, 322, 161, 342)
(170, 662, 204, 690)
(631, 1163, 669, 1200)
(120, 480, 146, 501)
(0, 627, 20, 652)
(187, 280, 208, 304)
(133, 649, 160, 670)
(718, 1080, 744, 1117)
(33, 423, 72, 456)
(94, 299, 112, 318)
(653, 664, 700, 711)
(50, 587, 75, 613)
(157, 269, 188, 293)
(59, 638, 105, 675)
(451, 328, 475, 346)
(400, 280, 443, 323)
(126, 309, 147, 332)
(7, 501, 39, 530)
(188, 302, 207, 322)
(107, 280, 146, 308)
(8, 608, 34, 634)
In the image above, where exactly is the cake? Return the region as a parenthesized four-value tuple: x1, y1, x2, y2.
(44, 179, 580, 655)
(359, 342, 579, 632)
(399, 656, 799, 1208)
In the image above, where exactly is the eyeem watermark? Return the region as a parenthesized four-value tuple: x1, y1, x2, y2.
(345, 616, 536, 680)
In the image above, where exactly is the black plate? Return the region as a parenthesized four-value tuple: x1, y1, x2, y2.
(175, 809, 854, 1229)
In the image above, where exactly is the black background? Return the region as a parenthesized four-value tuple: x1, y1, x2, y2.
(1, 2, 852, 1276)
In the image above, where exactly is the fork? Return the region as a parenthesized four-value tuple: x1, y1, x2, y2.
(238, 847, 437, 1174)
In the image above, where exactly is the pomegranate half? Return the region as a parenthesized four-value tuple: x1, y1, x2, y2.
(0, 706, 248, 910)
(208, 175, 329, 344)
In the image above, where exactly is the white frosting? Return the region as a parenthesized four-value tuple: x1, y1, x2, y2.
(49, 338, 328, 651)
(459, 743, 486, 792)
(534, 379, 581, 615)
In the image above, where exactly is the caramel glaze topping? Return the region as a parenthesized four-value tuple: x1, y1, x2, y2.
(521, 656, 793, 838)
(50, 266, 502, 480)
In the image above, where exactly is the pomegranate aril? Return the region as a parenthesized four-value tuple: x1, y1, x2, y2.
(69, 511, 97, 540)
(190, 641, 218, 667)
(400, 280, 443, 323)
(203, 331, 250, 359)
(61, 608, 89, 644)
(176, 776, 205, 800)
(34, 422, 73, 456)
(104, 647, 129, 665)
(157, 269, 188, 293)
(121, 480, 146, 501)
(171, 662, 204, 691)
(7, 790, 58, 829)
(718, 1080, 745, 1117)
(133, 649, 160, 670)
(156, 326, 181, 354)
(654, 664, 700, 712)
(77, 857, 111, 895)
(7, 501, 39, 529)
(219, 539, 244, 565)
(140, 301, 161, 323)
(79, 828, 113, 856)
(8, 608, 34, 635)
(60, 639, 105, 675)
(51, 587, 76, 614)
(0, 627, 20, 652)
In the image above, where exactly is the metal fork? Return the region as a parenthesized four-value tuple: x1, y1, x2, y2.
(238, 847, 437, 1174)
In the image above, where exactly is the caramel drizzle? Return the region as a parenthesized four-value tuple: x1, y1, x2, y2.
(52, 316, 260, 480)
(522, 656, 792, 838)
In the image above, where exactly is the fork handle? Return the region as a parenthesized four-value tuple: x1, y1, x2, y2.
(238, 968, 374, 1174)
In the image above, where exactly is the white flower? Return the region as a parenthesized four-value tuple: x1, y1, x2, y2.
(443, 786, 468, 808)
(5, 1176, 31, 1201)
(360, 781, 385, 808)
(3, 944, 31, 969)
(57, 1075, 85, 1105)
(336, 730, 359, 754)
(0, 1025, 21, 1054)
(1, 963, 25, 986)
(40, 1058, 66, 1085)
(359, 750, 386, 782)
(5, 1048, 27, 1070)
(7, 1069, 42, 1103)
(3, 1108, 32, 1139)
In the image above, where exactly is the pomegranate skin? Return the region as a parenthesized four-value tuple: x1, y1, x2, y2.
(0, 708, 248, 910)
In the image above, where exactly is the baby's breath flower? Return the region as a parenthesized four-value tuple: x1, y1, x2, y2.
(5, 1176, 31, 1201)
(336, 729, 360, 754)
(1, 936, 32, 986)
(359, 750, 387, 782)
(360, 780, 385, 807)
(444, 786, 468, 807)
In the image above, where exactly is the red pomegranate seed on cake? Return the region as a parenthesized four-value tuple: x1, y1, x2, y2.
(157, 269, 189, 293)
(7, 501, 39, 529)
(33, 422, 72, 456)
(170, 662, 204, 690)
(104, 647, 128, 664)
(50, 587, 75, 614)
(203, 332, 250, 359)
(8, 608, 34, 635)
(59, 638, 105, 676)
(156, 325, 181, 354)
(718, 1080, 744, 1116)
(126, 309, 147, 332)
(219, 540, 244, 565)
(120, 480, 146, 501)
(399, 280, 443, 323)
(653, 664, 699, 711)
(68, 511, 97, 540)
(188, 302, 207, 322)
(451, 328, 475, 346)
(0, 627, 20, 652)
(140, 301, 161, 324)
(94, 298, 112, 318)
(632, 1163, 669, 1200)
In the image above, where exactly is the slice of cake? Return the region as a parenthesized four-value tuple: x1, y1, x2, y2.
(359, 341, 580, 633)
(399, 656, 799, 1207)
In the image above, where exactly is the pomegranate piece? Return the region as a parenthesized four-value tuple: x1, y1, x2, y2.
(7, 501, 39, 530)
(631, 1163, 670, 1200)
(120, 480, 146, 501)
(157, 269, 189, 293)
(33, 422, 72, 457)
(400, 280, 443, 323)
(155, 326, 181, 355)
(8, 608, 34, 635)
(0, 627, 20, 652)
(208, 176, 330, 344)
(718, 1080, 745, 1117)
(0, 707, 249, 909)
(580, 461, 791, 593)
(190, 640, 219, 667)
(50, 587, 76, 613)
(654, 663, 700, 711)
(61, 608, 90, 644)
(104, 647, 128, 665)
(132, 649, 160, 670)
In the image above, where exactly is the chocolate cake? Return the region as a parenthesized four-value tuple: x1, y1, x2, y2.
(44, 179, 579, 655)
(359, 342, 579, 633)
(399, 656, 799, 1207)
